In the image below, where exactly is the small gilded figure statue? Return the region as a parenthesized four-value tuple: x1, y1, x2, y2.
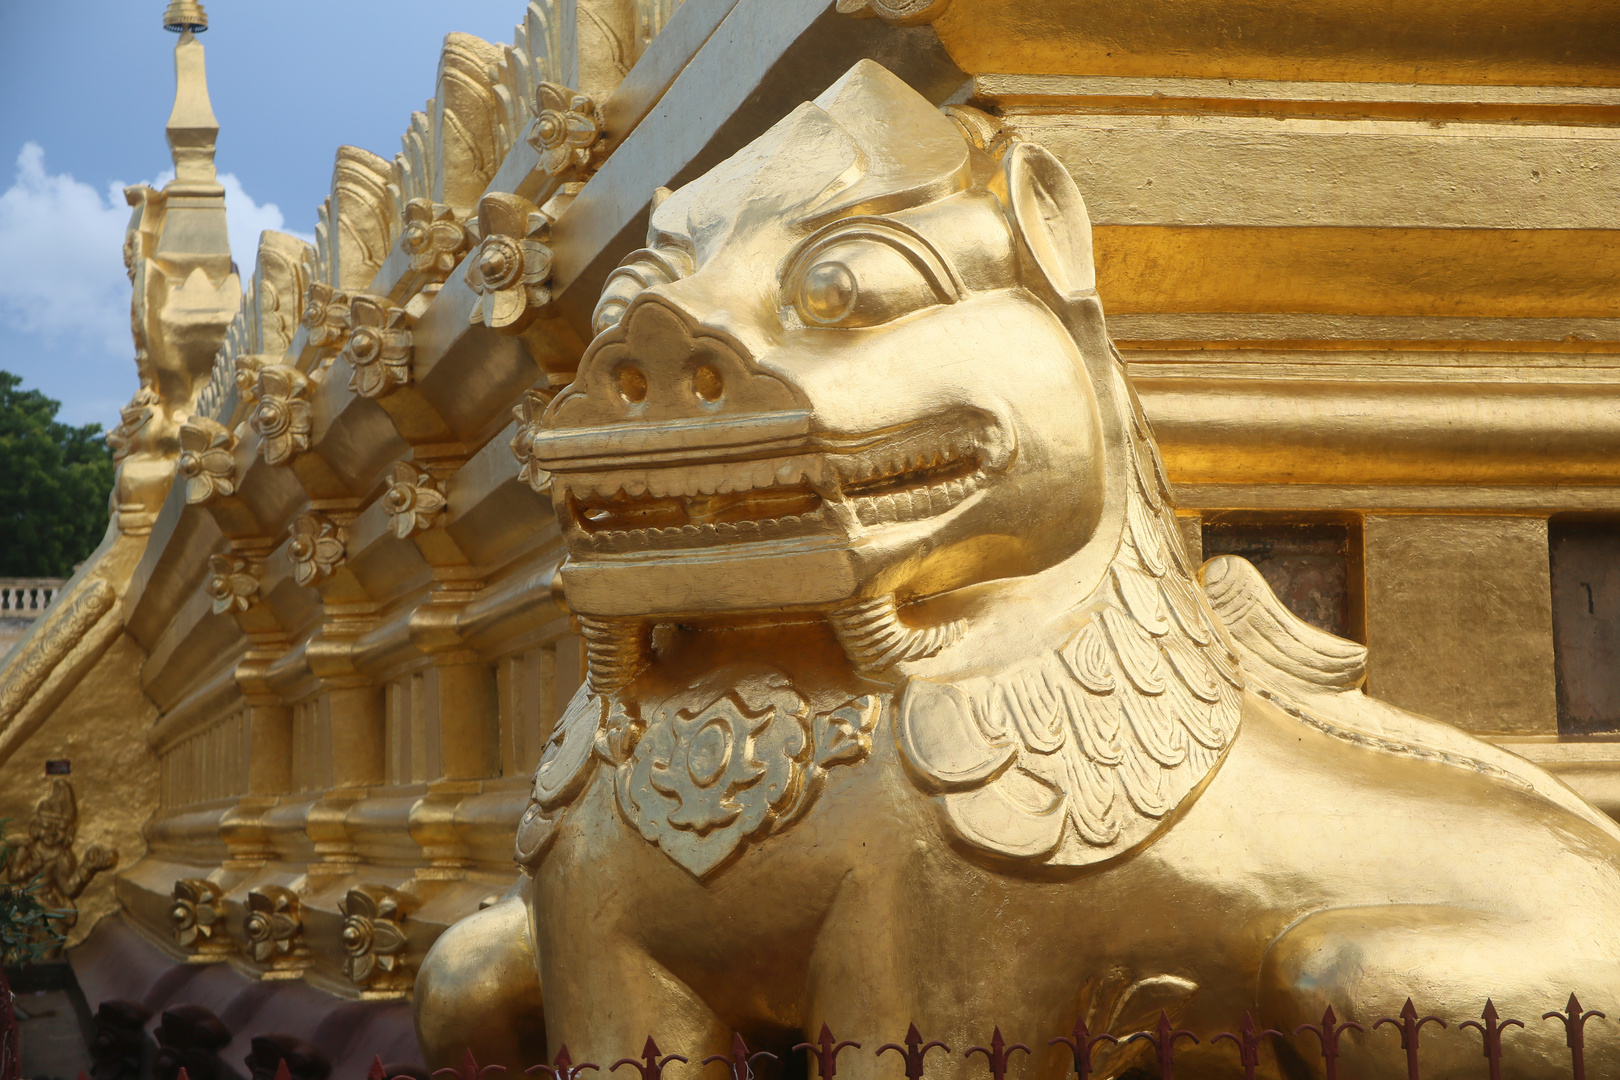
(2, 778, 118, 926)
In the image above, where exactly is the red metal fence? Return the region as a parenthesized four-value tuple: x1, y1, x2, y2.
(422, 996, 1608, 1080)
(0, 993, 1608, 1080)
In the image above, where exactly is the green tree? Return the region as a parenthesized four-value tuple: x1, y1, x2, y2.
(0, 371, 115, 577)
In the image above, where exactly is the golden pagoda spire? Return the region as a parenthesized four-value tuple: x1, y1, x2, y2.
(162, 1, 218, 187)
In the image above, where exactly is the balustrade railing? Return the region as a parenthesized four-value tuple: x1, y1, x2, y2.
(0, 578, 64, 618)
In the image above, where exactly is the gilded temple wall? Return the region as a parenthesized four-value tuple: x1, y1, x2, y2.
(0, 0, 1615, 1003)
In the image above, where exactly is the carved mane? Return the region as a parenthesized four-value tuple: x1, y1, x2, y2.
(897, 364, 1245, 866)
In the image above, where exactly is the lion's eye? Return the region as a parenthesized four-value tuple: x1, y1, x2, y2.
(789, 238, 951, 329)
(800, 262, 857, 323)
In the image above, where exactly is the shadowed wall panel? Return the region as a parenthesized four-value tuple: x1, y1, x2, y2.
(1550, 521, 1620, 734)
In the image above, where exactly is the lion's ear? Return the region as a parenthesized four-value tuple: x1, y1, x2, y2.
(993, 141, 1097, 303)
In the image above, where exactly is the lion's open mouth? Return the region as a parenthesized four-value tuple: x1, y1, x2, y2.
(559, 414, 1005, 553)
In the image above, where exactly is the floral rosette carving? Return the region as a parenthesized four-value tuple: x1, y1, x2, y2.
(401, 199, 471, 278)
(206, 554, 258, 615)
(251, 366, 313, 466)
(342, 294, 413, 399)
(529, 83, 607, 180)
(235, 354, 265, 407)
(244, 885, 302, 964)
(339, 886, 408, 986)
(466, 193, 552, 334)
(510, 389, 555, 494)
(302, 282, 351, 350)
(171, 878, 226, 950)
(288, 513, 344, 587)
(382, 461, 447, 540)
(178, 417, 237, 505)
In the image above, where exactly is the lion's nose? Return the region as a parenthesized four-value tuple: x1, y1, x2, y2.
(558, 297, 802, 428)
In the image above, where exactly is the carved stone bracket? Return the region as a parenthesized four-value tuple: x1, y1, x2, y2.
(178, 416, 237, 505)
(205, 553, 258, 615)
(288, 513, 345, 588)
(341, 294, 413, 399)
(529, 83, 607, 181)
(250, 366, 313, 466)
(170, 878, 230, 956)
(835, 0, 952, 24)
(401, 199, 472, 280)
(243, 884, 303, 965)
(466, 193, 552, 334)
(383, 462, 447, 540)
(338, 885, 410, 991)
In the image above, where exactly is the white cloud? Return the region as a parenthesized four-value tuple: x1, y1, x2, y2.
(0, 143, 132, 356)
(0, 143, 312, 362)
(223, 174, 315, 264)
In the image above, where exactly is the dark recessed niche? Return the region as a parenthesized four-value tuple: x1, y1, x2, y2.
(44, 758, 70, 775)
(1202, 519, 1361, 641)
(1550, 520, 1620, 735)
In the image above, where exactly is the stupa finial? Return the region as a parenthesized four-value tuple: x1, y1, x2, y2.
(162, 0, 207, 33)
(163, 1, 217, 186)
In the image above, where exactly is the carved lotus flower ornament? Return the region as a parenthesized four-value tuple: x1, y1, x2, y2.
(529, 83, 606, 179)
(466, 193, 552, 333)
(178, 417, 237, 505)
(234, 354, 265, 406)
(339, 886, 407, 984)
(206, 554, 258, 615)
(383, 462, 447, 539)
(288, 513, 344, 587)
(251, 366, 313, 466)
(342, 294, 412, 399)
(302, 282, 351, 350)
(401, 199, 471, 277)
(510, 389, 554, 494)
(244, 885, 301, 964)
(170, 879, 224, 949)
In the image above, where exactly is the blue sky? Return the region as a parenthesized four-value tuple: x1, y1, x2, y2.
(0, 2, 524, 428)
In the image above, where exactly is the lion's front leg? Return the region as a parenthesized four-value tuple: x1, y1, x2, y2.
(533, 780, 731, 1071)
(800, 851, 1065, 1080)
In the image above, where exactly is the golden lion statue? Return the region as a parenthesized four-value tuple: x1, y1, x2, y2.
(417, 61, 1620, 1080)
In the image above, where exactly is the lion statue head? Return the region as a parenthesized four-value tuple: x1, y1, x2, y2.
(519, 60, 1242, 875)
